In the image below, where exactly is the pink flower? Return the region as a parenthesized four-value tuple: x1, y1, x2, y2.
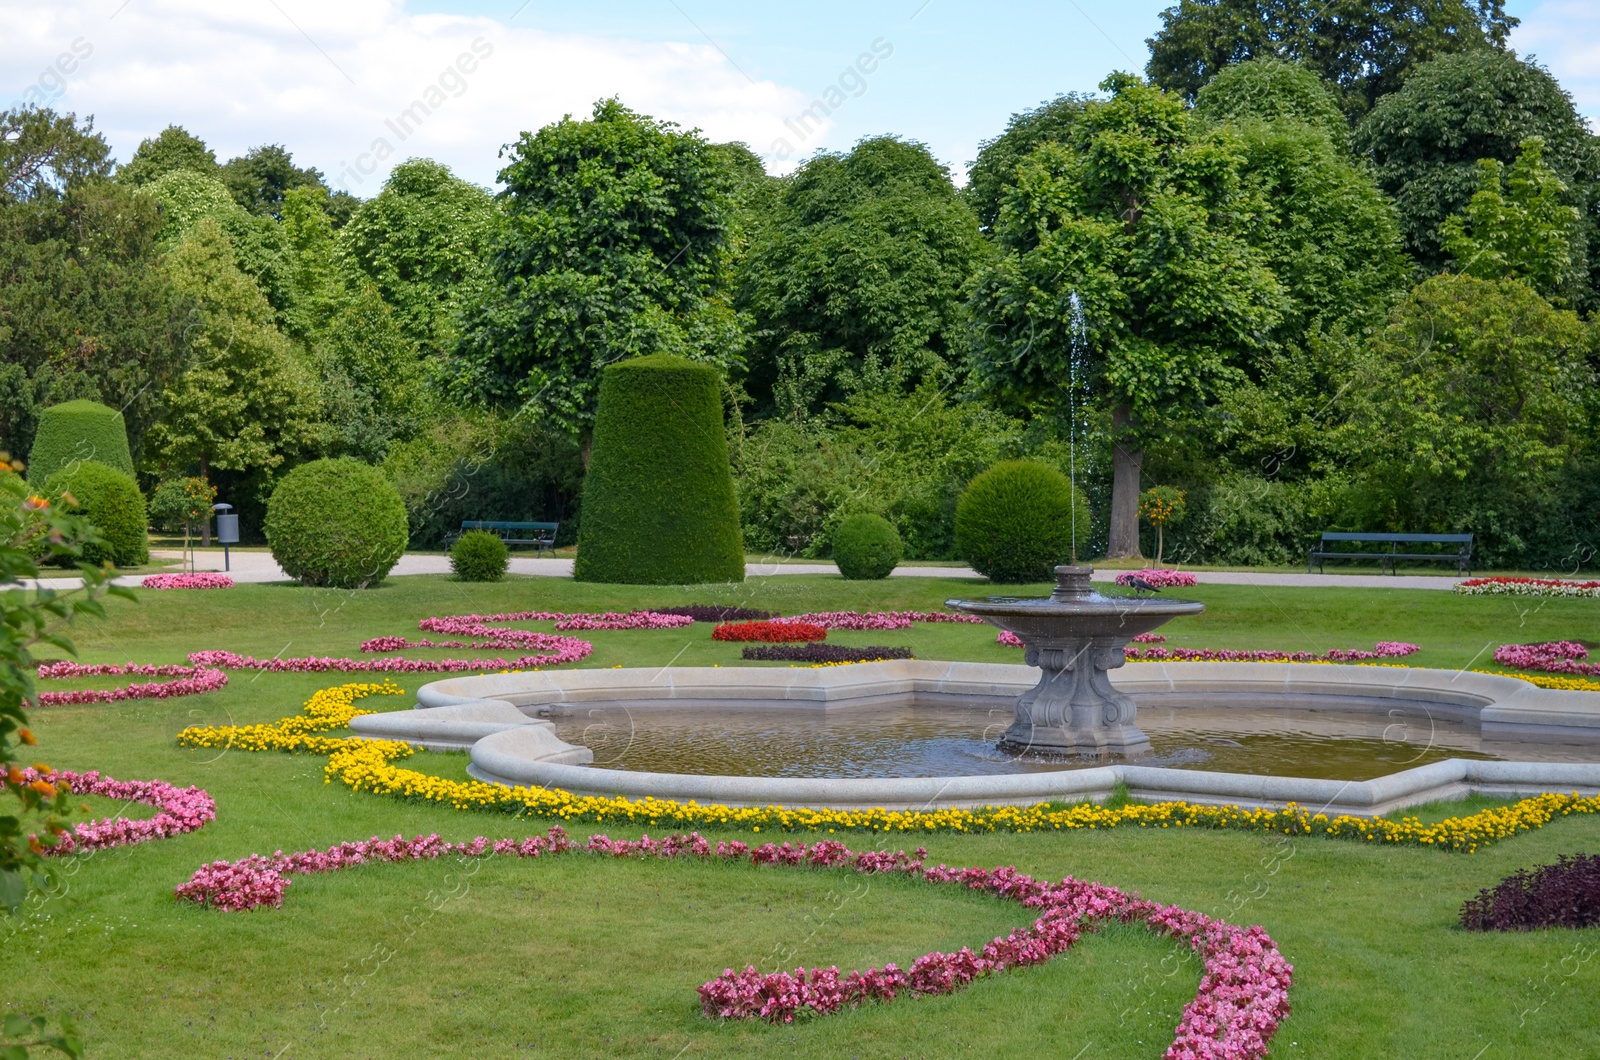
(1116, 569, 1199, 589)
(142, 573, 234, 590)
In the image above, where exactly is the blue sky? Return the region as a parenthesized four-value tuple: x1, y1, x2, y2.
(4, 0, 1594, 191)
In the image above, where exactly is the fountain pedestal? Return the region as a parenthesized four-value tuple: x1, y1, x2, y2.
(948, 566, 1204, 757)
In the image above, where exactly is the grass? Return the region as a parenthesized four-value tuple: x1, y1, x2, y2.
(7, 573, 1600, 1057)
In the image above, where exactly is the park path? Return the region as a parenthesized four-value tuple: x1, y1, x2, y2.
(13, 549, 1464, 591)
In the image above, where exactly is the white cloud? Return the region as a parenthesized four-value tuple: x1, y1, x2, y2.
(1513, 1, 1600, 129)
(1, 0, 821, 193)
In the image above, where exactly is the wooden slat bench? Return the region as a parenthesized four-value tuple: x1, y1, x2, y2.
(453, 521, 559, 558)
(1309, 532, 1473, 575)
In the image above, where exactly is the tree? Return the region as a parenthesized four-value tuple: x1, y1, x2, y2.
(736, 136, 985, 420)
(115, 125, 218, 187)
(967, 75, 1284, 558)
(0, 105, 111, 202)
(1333, 274, 1593, 560)
(452, 98, 743, 438)
(1196, 63, 1408, 341)
(964, 94, 1091, 232)
(1138, 485, 1187, 563)
(338, 159, 497, 355)
(1439, 137, 1581, 299)
(143, 219, 315, 484)
(220, 143, 344, 221)
(1147, 0, 1518, 119)
(140, 169, 291, 312)
(1354, 50, 1598, 283)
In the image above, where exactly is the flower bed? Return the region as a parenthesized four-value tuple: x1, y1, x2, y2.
(1477, 670, 1600, 692)
(994, 635, 1421, 663)
(786, 611, 986, 631)
(18, 768, 216, 853)
(34, 661, 229, 705)
(1456, 576, 1600, 599)
(741, 644, 914, 664)
(712, 621, 827, 643)
(1115, 569, 1199, 589)
(141, 572, 235, 590)
(1460, 854, 1600, 931)
(417, 609, 692, 635)
(1492, 641, 1599, 677)
(175, 828, 1290, 1059)
(175, 682, 1600, 851)
(652, 605, 778, 622)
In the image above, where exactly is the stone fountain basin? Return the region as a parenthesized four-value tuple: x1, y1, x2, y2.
(346, 661, 1600, 817)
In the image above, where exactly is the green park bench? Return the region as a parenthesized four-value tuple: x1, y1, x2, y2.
(453, 520, 559, 558)
(1308, 532, 1473, 576)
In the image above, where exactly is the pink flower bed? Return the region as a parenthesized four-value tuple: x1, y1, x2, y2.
(419, 609, 693, 635)
(994, 634, 1421, 663)
(189, 641, 590, 674)
(1493, 641, 1598, 676)
(142, 573, 235, 590)
(176, 829, 1290, 1058)
(1456, 577, 1600, 599)
(786, 611, 986, 631)
(24, 768, 215, 853)
(34, 662, 229, 705)
(1115, 569, 1199, 589)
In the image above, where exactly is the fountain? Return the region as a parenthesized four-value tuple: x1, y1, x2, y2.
(947, 565, 1203, 757)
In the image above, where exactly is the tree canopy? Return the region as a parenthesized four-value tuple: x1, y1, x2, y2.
(736, 136, 984, 420)
(1147, 0, 1518, 118)
(963, 94, 1091, 232)
(451, 98, 742, 436)
(116, 125, 218, 187)
(1440, 137, 1582, 299)
(1192, 58, 1347, 141)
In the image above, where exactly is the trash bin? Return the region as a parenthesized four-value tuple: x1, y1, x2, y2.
(214, 503, 238, 571)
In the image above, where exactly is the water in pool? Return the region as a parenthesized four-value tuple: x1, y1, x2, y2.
(536, 698, 1592, 782)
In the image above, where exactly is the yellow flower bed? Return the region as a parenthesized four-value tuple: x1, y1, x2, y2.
(176, 681, 1600, 853)
(1474, 670, 1600, 693)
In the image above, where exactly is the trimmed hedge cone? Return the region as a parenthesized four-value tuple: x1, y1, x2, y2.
(832, 513, 903, 579)
(575, 355, 744, 584)
(955, 460, 1090, 583)
(264, 458, 409, 588)
(27, 399, 136, 484)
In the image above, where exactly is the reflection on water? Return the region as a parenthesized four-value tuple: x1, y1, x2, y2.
(540, 699, 1600, 782)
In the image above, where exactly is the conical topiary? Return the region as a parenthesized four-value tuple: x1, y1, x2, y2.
(26, 400, 135, 484)
(574, 355, 744, 584)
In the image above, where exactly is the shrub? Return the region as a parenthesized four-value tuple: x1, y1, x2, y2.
(831, 513, 903, 580)
(954, 460, 1089, 583)
(26, 400, 135, 484)
(741, 644, 913, 663)
(1460, 854, 1600, 931)
(450, 530, 509, 582)
(574, 355, 744, 584)
(264, 458, 408, 588)
(652, 605, 778, 622)
(43, 460, 148, 567)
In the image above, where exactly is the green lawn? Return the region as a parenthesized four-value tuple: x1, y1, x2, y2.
(7, 574, 1600, 1058)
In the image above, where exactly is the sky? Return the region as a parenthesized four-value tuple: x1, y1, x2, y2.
(3, 0, 1597, 195)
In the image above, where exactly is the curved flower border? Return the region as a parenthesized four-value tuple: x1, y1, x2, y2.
(18, 768, 216, 853)
(176, 682, 1600, 853)
(35, 662, 229, 705)
(1493, 641, 1598, 677)
(174, 827, 1290, 1059)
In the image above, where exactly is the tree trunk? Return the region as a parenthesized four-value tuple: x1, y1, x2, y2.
(1107, 403, 1144, 560)
(199, 455, 212, 546)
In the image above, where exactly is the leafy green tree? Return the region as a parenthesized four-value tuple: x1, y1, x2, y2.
(1191, 58, 1347, 142)
(1440, 138, 1581, 299)
(1354, 50, 1598, 282)
(143, 219, 315, 483)
(452, 98, 743, 437)
(0, 106, 111, 202)
(1332, 274, 1594, 560)
(220, 143, 327, 218)
(338, 159, 497, 355)
(115, 125, 218, 187)
(964, 94, 1091, 232)
(1147, 0, 1518, 118)
(736, 136, 985, 420)
(140, 169, 291, 312)
(1196, 67, 1408, 340)
(968, 75, 1284, 558)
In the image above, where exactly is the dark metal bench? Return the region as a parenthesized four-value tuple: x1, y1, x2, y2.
(454, 520, 559, 558)
(1309, 532, 1473, 575)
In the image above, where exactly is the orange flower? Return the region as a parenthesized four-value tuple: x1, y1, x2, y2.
(32, 762, 53, 773)
(30, 780, 57, 797)
(18, 728, 36, 745)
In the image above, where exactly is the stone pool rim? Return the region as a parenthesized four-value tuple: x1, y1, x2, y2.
(346, 661, 1600, 817)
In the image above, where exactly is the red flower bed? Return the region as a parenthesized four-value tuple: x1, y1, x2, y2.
(712, 620, 827, 643)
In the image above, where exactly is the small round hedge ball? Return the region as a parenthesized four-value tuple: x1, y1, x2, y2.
(955, 460, 1089, 583)
(44, 460, 149, 567)
(264, 458, 409, 589)
(451, 530, 509, 582)
(831, 513, 903, 580)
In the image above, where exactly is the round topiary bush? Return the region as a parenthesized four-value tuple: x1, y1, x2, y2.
(450, 529, 509, 582)
(832, 513, 903, 580)
(43, 460, 149, 567)
(263, 458, 409, 588)
(954, 460, 1090, 583)
(27, 400, 135, 484)
(574, 355, 744, 585)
